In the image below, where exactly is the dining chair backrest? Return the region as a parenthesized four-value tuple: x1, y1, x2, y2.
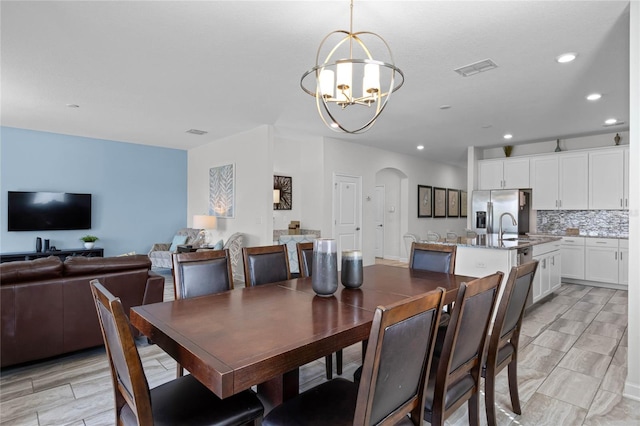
(409, 242, 457, 274)
(425, 271, 504, 424)
(172, 249, 234, 300)
(484, 260, 538, 426)
(242, 245, 290, 287)
(296, 242, 314, 278)
(90, 280, 153, 424)
(354, 288, 445, 425)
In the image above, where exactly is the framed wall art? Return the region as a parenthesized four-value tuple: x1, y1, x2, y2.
(209, 163, 235, 218)
(447, 189, 460, 217)
(417, 185, 432, 217)
(460, 190, 468, 217)
(273, 175, 292, 210)
(433, 187, 447, 218)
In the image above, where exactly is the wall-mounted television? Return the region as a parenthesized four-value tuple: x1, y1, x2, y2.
(8, 191, 92, 231)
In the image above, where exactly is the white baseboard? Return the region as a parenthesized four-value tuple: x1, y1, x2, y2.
(624, 381, 640, 402)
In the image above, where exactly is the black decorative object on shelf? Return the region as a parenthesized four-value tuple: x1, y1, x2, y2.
(35, 237, 42, 253)
(614, 133, 621, 145)
(555, 139, 561, 152)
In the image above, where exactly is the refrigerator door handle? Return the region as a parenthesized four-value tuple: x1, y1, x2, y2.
(487, 201, 493, 234)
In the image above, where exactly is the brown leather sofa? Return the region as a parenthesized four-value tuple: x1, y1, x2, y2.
(1, 255, 164, 368)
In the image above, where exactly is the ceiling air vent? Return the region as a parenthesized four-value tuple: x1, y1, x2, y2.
(454, 59, 498, 77)
(186, 129, 208, 135)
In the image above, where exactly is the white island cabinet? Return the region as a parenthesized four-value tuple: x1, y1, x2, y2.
(532, 241, 562, 304)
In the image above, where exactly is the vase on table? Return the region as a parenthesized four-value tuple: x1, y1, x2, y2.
(84, 242, 95, 249)
(311, 239, 338, 296)
(341, 250, 363, 288)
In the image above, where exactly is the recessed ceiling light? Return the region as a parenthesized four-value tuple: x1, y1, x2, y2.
(556, 53, 577, 63)
(503, 134, 513, 140)
(417, 145, 424, 150)
(586, 93, 602, 101)
(66, 104, 80, 108)
(481, 124, 493, 129)
(439, 105, 451, 110)
(604, 118, 617, 125)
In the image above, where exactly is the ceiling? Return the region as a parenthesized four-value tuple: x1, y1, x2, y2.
(1, 1, 631, 167)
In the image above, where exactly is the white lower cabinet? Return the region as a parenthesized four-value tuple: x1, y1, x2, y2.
(585, 238, 620, 285)
(619, 239, 629, 286)
(532, 241, 562, 304)
(561, 237, 585, 280)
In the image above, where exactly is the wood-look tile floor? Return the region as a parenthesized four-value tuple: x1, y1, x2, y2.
(1, 260, 637, 425)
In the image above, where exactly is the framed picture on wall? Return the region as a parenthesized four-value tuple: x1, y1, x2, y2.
(460, 190, 468, 217)
(433, 187, 447, 218)
(418, 185, 432, 217)
(447, 189, 460, 217)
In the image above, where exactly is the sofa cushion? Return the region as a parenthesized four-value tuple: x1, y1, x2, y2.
(0, 256, 63, 284)
(169, 235, 189, 251)
(64, 255, 152, 276)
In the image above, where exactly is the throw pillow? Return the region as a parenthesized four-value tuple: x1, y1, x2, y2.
(169, 235, 188, 251)
(213, 239, 224, 250)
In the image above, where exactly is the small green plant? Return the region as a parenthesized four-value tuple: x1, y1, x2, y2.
(80, 235, 99, 242)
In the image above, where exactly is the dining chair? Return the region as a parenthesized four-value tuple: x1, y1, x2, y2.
(263, 288, 446, 426)
(423, 271, 504, 426)
(90, 280, 264, 426)
(409, 242, 457, 274)
(171, 249, 234, 376)
(296, 242, 314, 278)
(483, 260, 539, 426)
(242, 245, 290, 287)
(297, 241, 343, 381)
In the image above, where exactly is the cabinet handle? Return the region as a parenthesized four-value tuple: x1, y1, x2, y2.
(626, 199, 629, 208)
(559, 200, 562, 208)
(565, 239, 574, 242)
(555, 200, 558, 208)
(621, 199, 623, 207)
(620, 252, 623, 261)
(596, 241, 607, 244)
(551, 257, 555, 266)
(615, 252, 618, 260)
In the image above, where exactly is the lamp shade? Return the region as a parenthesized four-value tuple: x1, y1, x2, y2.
(193, 215, 217, 229)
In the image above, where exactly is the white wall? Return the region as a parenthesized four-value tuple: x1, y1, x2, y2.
(322, 138, 467, 266)
(481, 131, 630, 160)
(273, 133, 325, 236)
(624, 0, 639, 402)
(187, 125, 274, 247)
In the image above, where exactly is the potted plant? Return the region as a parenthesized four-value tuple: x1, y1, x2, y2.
(80, 235, 99, 249)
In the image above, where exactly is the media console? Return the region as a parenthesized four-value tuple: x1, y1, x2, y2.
(0, 248, 104, 263)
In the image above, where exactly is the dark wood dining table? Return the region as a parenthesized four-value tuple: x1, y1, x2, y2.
(130, 264, 475, 407)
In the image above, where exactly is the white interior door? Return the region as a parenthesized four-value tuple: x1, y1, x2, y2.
(333, 174, 362, 264)
(374, 185, 384, 258)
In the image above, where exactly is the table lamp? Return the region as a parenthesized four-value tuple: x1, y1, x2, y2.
(193, 215, 217, 247)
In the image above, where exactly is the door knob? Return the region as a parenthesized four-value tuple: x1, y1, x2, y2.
(356, 227, 361, 231)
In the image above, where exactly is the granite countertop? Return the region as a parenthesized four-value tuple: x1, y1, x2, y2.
(424, 234, 562, 250)
(528, 232, 629, 240)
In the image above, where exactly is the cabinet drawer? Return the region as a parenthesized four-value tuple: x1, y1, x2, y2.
(585, 238, 618, 248)
(562, 237, 585, 246)
(533, 241, 561, 256)
(619, 239, 628, 249)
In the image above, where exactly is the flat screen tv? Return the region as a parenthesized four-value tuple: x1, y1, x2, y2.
(8, 191, 92, 231)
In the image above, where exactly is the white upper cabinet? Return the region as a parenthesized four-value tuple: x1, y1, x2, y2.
(624, 147, 630, 210)
(530, 153, 588, 210)
(530, 156, 558, 210)
(478, 158, 529, 190)
(589, 149, 624, 209)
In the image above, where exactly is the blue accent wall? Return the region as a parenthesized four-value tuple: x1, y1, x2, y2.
(1, 127, 187, 257)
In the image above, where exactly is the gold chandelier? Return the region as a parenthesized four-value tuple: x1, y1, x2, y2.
(300, 0, 404, 134)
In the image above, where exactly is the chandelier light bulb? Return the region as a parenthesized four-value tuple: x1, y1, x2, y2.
(319, 69, 335, 98)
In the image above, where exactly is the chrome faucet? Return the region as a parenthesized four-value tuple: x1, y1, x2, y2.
(498, 212, 518, 241)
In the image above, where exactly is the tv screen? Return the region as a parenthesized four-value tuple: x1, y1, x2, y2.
(8, 191, 92, 231)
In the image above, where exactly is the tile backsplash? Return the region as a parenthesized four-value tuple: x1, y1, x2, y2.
(536, 210, 629, 237)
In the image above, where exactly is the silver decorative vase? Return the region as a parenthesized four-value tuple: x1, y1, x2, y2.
(311, 239, 338, 296)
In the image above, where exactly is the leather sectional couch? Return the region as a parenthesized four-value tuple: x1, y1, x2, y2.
(0, 254, 164, 368)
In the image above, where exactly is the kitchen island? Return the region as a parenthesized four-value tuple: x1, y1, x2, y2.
(424, 234, 562, 306)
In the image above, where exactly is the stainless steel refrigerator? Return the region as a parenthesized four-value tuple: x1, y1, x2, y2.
(471, 189, 531, 235)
